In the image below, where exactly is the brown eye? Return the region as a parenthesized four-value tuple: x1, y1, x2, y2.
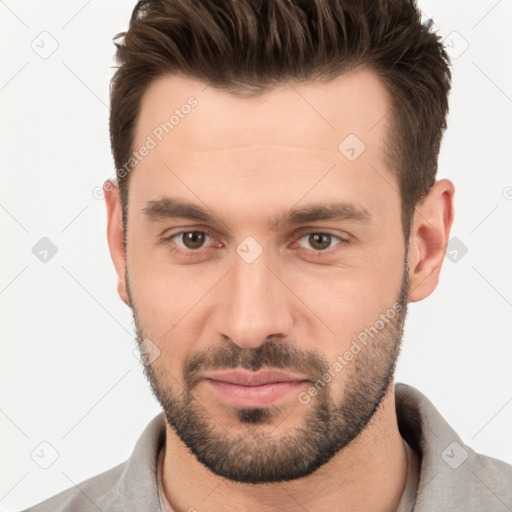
(307, 233, 333, 251)
(176, 231, 209, 250)
(297, 233, 339, 251)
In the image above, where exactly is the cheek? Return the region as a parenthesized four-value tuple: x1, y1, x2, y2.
(127, 246, 217, 364)
(128, 240, 200, 310)
(287, 250, 404, 355)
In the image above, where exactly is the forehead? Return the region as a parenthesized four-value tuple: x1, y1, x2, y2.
(128, 68, 397, 230)
(134, 67, 391, 155)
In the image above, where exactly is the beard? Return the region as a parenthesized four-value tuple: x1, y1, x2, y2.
(128, 254, 410, 484)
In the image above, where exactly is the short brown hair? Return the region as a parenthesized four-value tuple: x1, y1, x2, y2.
(109, 0, 451, 241)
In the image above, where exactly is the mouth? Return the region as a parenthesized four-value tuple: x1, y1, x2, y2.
(202, 369, 310, 408)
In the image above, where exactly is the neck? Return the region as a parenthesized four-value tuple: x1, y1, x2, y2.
(161, 382, 408, 512)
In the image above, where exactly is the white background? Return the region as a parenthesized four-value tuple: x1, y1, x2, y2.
(1, 1, 511, 510)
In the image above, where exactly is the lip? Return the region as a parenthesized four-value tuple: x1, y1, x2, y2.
(203, 369, 307, 386)
(203, 370, 309, 408)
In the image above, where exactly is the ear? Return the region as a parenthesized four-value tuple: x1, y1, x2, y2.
(104, 179, 130, 307)
(407, 179, 455, 302)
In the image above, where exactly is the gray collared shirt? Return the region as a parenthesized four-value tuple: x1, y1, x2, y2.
(23, 383, 512, 511)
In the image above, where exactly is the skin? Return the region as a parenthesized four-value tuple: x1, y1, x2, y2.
(105, 67, 454, 511)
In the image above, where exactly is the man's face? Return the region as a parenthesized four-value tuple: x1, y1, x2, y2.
(124, 68, 409, 483)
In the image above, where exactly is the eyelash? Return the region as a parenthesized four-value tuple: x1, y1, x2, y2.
(160, 229, 352, 258)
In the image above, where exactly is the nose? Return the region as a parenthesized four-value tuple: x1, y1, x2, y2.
(212, 248, 295, 350)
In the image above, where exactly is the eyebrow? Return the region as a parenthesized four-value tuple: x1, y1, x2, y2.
(142, 197, 372, 231)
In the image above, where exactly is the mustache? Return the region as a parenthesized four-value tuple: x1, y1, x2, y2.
(183, 340, 329, 389)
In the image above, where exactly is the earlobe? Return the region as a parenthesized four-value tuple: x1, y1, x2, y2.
(104, 179, 130, 307)
(408, 179, 455, 303)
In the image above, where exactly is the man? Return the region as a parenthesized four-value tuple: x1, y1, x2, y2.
(24, 0, 512, 511)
